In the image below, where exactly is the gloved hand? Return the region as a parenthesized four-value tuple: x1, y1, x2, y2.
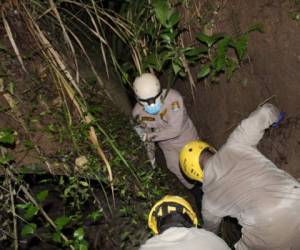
(149, 158, 157, 169)
(134, 125, 147, 141)
(271, 111, 285, 128)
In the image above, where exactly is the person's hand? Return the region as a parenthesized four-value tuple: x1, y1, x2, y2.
(134, 126, 147, 141)
(150, 158, 156, 169)
(146, 132, 157, 142)
(141, 133, 148, 142)
(272, 112, 285, 128)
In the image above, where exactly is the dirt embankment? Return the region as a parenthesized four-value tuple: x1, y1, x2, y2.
(176, 0, 300, 179)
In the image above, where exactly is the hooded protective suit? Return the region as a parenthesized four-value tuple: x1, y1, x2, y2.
(201, 103, 300, 250)
(133, 89, 199, 188)
(139, 227, 230, 250)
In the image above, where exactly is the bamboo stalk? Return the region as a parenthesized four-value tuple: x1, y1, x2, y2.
(49, 0, 80, 83)
(179, 36, 196, 100)
(22, 5, 116, 206)
(22, 4, 83, 98)
(1, 10, 27, 73)
(90, 0, 109, 76)
(85, 114, 115, 208)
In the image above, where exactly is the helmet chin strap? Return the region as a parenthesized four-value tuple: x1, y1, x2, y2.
(137, 88, 163, 105)
(160, 89, 167, 103)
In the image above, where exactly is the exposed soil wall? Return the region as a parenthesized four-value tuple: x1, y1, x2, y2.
(175, 0, 300, 178)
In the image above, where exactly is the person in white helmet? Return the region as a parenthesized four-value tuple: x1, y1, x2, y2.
(179, 103, 300, 250)
(132, 73, 199, 190)
(139, 195, 231, 250)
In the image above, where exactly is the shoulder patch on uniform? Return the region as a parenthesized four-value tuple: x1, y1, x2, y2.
(141, 116, 156, 122)
(159, 108, 168, 120)
(171, 101, 180, 111)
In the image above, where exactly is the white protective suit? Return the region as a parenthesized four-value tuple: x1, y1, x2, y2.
(202, 103, 300, 250)
(133, 89, 199, 188)
(139, 227, 230, 250)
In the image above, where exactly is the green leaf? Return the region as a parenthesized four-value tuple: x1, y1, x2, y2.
(88, 210, 103, 222)
(73, 227, 85, 241)
(230, 34, 248, 61)
(0, 154, 13, 165)
(55, 216, 71, 230)
(246, 22, 264, 34)
(74, 240, 89, 250)
(24, 204, 38, 220)
(213, 37, 231, 72)
(23, 140, 34, 149)
(143, 53, 162, 71)
(172, 60, 183, 75)
(289, 11, 300, 21)
(196, 32, 224, 47)
(121, 231, 130, 241)
(47, 124, 56, 133)
(137, 191, 146, 198)
(178, 70, 186, 77)
(0, 128, 16, 145)
(64, 184, 76, 197)
(59, 176, 64, 185)
(225, 58, 238, 79)
(79, 181, 88, 187)
(8, 81, 14, 95)
(143, 53, 158, 66)
(167, 11, 180, 28)
(21, 223, 37, 237)
(152, 0, 169, 26)
(78, 243, 88, 250)
(160, 50, 175, 62)
(160, 32, 176, 43)
(196, 32, 210, 46)
(197, 64, 211, 79)
(52, 231, 62, 243)
(16, 203, 30, 209)
(183, 47, 208, 57)
(36, 190, 48, 203)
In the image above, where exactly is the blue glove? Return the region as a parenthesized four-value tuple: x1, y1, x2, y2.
(271, 112, 285, 128)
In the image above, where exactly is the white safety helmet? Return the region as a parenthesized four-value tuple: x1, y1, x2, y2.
(133, 73, 162, 105)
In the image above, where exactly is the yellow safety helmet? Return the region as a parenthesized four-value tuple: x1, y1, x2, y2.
(179, 140, 215, 182)
(148, 195, 198, 235)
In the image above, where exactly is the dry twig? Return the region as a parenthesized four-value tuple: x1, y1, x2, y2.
(1, 11, 27, 73)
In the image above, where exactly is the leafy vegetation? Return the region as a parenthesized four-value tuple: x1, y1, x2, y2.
(0, 94, 169, 249)
(289, 0, 300, 21)
(196, 23, 263, 80)
(0, 0, 260, 249)
(0, 27, 161, 250)
(117, 0, 261, 89)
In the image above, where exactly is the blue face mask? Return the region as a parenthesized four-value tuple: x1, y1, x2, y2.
(144, 100, 161, 115)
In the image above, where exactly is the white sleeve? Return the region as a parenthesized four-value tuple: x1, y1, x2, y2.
(202, 207, 223, 233)
(227, 103, 280, 147)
